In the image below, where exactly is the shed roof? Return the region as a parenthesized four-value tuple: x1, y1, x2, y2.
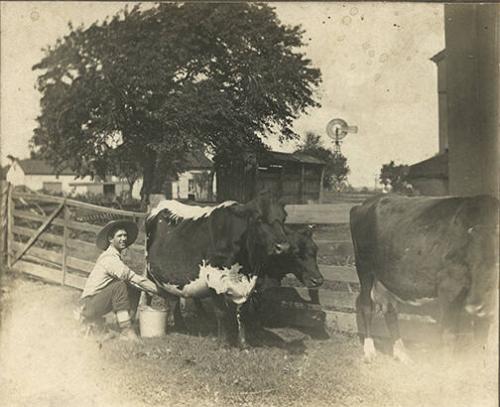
(258, 151, 325, 166)
(183, 151, 213, 169)
(430, 49, 446, 63)
(407, 151, 448, 180)
(16, 159, 76, 176)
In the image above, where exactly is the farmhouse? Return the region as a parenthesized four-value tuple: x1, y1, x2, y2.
(4, 156, 129, 197)
(132, 151, 215, 202)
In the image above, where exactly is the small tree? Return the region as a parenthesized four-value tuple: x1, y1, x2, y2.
(295, 132, 350, 190)
(379, 161, 409, 192)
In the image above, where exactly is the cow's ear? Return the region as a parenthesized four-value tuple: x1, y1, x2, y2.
(299, 225, 314, 238)
(228, 202, 257, 218)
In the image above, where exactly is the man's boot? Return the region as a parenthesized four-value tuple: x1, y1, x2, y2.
(116, 310, 141, 342)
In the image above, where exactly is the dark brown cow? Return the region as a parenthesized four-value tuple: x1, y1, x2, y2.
(262, 226, 324, 288)
(145, 191, 290, 347)
(350, 194, 499, 363)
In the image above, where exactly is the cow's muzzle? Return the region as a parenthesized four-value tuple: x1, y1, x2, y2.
(307, 275, 324, 288)
(274, 242, 290, 254)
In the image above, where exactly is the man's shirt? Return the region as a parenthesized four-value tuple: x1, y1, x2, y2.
(81, 245, 157, 299)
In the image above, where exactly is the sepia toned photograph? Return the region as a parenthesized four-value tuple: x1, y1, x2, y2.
(0, 2, 498, 407)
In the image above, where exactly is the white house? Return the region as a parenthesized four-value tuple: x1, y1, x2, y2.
(132, 151, 215, 201)
(4, 157, 129, 197)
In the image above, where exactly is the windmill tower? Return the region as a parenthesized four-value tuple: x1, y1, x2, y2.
(326, 118, 358, 155)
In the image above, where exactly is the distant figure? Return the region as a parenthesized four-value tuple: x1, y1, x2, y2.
(381, 182, 393, 194)
(6, 155, 23, 186)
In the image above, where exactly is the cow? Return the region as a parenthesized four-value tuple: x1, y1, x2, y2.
(145, 191, 291, 348)
(188, 225, 325, 342)
(350, 194, 499, 364)
(260, 226, 324, 289)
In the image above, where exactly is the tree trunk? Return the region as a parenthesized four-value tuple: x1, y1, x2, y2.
(140, 150, 157, 211)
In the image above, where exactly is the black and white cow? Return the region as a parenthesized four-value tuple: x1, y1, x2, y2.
(350, 194, 499, 363)
(145, 191, 290, 347)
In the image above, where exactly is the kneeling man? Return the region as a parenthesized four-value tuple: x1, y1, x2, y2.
(80, 219, 159, 340)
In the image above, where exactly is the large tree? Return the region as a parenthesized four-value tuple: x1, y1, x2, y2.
(295, 132, 350, 191)
(32, 3, 321, 206)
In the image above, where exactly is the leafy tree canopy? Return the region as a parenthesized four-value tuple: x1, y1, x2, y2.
(32, 3, 321, 205)
(379, 160, 410, 192)
(295, 132, 349, 190)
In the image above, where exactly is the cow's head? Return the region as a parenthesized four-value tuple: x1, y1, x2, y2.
(265, 226, 324, 288)
(464, 196, 499, 319)
(231, 191, 290, 259)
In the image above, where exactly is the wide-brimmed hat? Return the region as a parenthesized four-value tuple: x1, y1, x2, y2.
(96, 219, 139, 251)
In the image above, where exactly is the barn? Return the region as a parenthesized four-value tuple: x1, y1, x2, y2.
(216, 150, 326, 204)
(407, 5, 498, 198)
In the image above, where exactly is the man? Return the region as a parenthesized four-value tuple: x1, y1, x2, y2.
(79, 219, 159, 341)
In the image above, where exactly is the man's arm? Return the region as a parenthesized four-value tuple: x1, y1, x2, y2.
(102, 255, 160, 295)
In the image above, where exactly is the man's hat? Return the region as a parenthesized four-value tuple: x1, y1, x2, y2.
(96, 219, 139, 251)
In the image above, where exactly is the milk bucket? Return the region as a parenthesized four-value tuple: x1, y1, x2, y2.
(139, 305, 168, 338)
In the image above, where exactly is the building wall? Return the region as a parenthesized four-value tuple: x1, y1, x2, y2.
(22, 174, 94, 193)
(131, 170, 214, 201)
(445, 5, 499, 198)
(411, 178, 449, 196)
(436, 57, 449, 153)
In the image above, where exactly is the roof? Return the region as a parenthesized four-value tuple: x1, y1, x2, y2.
(258, 151, 326, 166)
(430, 49, 446, 63)
(16, 159, 76, 176)
(407, 151, 448, 180)
(183, 151, 213, 169)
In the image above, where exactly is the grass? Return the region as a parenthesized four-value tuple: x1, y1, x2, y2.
(1, 272, 497, 407)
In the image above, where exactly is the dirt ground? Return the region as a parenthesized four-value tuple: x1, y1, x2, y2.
(0, 271, 498, 407)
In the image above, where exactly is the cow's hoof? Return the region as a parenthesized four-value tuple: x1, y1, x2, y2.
(363, 338, 377, 363)
(393, 339, 413, 366)
(238, 342, 250, 351)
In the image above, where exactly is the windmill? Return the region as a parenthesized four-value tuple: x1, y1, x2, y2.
(326, 118, 358, 155)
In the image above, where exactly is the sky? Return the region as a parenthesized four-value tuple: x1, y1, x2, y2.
(0, 2, 444, 187)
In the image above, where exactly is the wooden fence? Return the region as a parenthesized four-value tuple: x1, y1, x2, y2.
(4, 186, 439, 342)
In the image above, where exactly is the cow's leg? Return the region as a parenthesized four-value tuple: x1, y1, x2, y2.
(438, 286, 467, 355)
(356, 273, 376, 362)
(236, 303, 250, 350)
(166, 294, 187, 333)
(211, 293, 232, 347)
(384, 302, 412, 365)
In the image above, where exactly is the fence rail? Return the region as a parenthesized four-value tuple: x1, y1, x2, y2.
(6, 187, 438, 342)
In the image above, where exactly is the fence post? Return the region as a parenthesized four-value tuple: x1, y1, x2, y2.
(61, 203, 69, 285)
(1, 182, 9, 267)
(6, 184, 14, 269)
(319, 167, 325, 204)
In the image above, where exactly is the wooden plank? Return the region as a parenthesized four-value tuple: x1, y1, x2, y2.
(67, 256, 94, 274)
(13, 225, 64, 245)
(1, 182, 8, 266)
(285, 203, 356, 224)
(287, 286, 439, 317)
(13, 209, 56, 225)
(319, 265, 358, 284)
(13, 259, 86, 290)
(293, 287, 355, 310)
(15, 209, 147, 243)
(62, 206, 70, 285)
(324, 310, 440, 343)
(11, 241, 63, 265)
(12, 202, 64, 266)
(7, 183, 14, 268)
(13, 191, 146, 218)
